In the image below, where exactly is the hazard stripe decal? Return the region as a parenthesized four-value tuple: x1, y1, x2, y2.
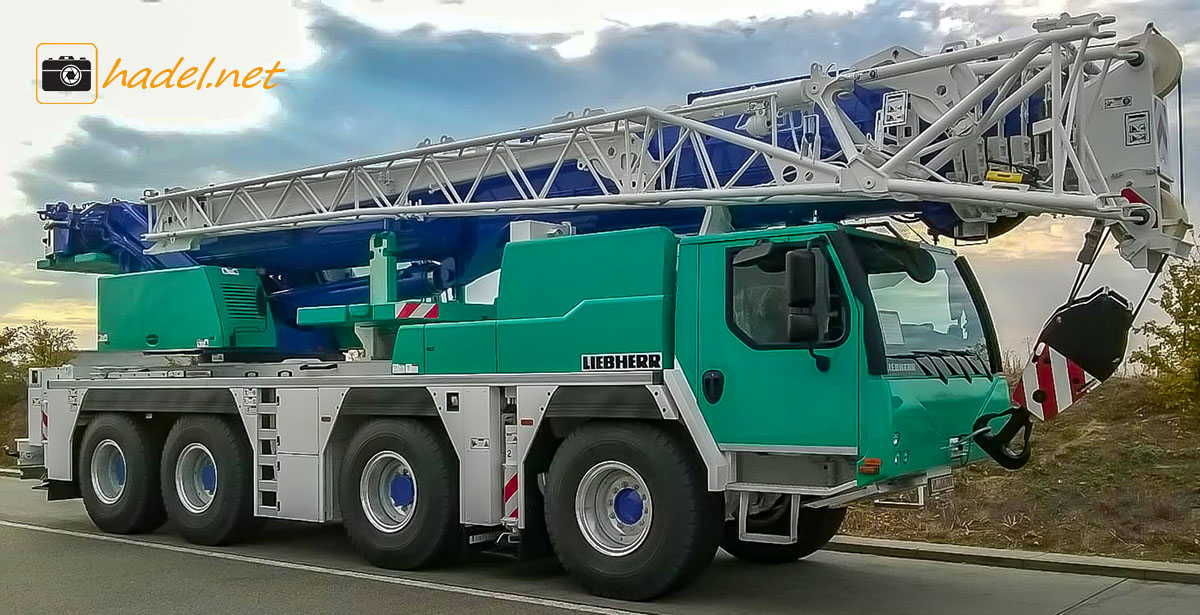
(394, 302, 439, 319)
(502, 473, 519, 520)
(1035, 348, 1059, 420)
(1013, 343, 1099, 421)
(503, 474, 519, 502)
(1049, 350, 1074, 420)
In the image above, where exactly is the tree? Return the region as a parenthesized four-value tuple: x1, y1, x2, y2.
(12, 320, 78, 368)
(0, 320, 78, 406)
(1131, 261, 1200, 412)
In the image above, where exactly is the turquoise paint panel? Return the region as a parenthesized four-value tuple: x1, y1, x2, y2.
(496, 296, 673, 373)
(424, 321, 498, 374)
(673, 242, 701, 400)
(98, 266, 274, 352)
(498, 227, 677, 320)
(391, 324, 426, 372)
(693, 232, 861, 448)
(862, 376, 1011, 482)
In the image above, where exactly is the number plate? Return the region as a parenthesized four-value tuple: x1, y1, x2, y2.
(928, 473, 954, 494)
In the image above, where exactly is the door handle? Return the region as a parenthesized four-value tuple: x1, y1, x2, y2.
(702, 370, 725, 404)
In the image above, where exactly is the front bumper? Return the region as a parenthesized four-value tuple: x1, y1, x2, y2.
(803, 466, 953, 509)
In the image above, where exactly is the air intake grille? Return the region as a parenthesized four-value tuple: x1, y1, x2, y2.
(221, 284, 265, 319)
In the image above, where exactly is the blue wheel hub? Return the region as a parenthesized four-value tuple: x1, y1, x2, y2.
(200, 459, 216, 494)
(113, 455, 126, 486)
(389, 474, 415, 508)
(613, 487, 644, 525)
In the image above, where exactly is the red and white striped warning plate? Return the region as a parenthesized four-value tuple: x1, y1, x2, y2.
(1011, 342, 1097, 421)
(394, 302, 439, 319)
(502, 471, 519, 520)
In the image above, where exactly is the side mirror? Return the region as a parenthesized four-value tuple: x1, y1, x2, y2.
(789, 314, 832, 372)
(787, 314, 819, 343)
(786, 248, 832, 373)
(786, 249, 817, 308)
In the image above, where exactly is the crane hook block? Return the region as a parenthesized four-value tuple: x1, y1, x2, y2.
(1010, 288, 1134, 421)
(972, 406, 1033, 470)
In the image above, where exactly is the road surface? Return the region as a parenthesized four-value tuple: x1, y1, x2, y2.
(1, 477, 1196, 615)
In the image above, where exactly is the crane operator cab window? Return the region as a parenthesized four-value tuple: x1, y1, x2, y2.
(727, 240, 847, 348)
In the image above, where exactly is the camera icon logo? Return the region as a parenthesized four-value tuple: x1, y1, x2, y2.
(43, 56, 92, 91)
(36, 43, 98, 104)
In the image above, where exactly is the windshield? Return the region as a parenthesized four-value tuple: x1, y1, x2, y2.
(849, 235, 991, 366)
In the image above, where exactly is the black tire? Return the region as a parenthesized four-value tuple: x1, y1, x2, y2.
(78, 414, 167, 534)
(721, 501, 846, 564)
(160, 415, 259, 546)
(544, 421, 723, 601)
(340, 418, 460, 569)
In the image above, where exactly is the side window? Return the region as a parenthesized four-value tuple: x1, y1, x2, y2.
(728, 243, 847, 347)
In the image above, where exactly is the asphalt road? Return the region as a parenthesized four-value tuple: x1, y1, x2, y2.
(1, 476, 1197, 615)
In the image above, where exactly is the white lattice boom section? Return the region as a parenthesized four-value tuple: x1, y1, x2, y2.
(142, 13, 1189, 271)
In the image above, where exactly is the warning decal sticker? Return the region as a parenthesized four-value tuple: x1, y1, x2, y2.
(1124, 110, 1150, 147)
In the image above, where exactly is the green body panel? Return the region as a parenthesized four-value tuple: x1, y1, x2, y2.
(295, 304, 352, 327)
(392, 325, 426, 372)
(489, 226, 676, 373)
(672, 243, 701, 396)
(297, 301, 495, 328)
(38, 252, 121, 274)
(859, 376, 1011, 483)
(97, 266, 274, 352)
(497, 227, 676, 319)
(383, 226, 675, 374)
(425, 321, 498, 374)
(681, 227, 861, 449)
(496, 295, 673, 373)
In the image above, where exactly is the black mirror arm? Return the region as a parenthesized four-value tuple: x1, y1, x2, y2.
(807, 344, 831, 372)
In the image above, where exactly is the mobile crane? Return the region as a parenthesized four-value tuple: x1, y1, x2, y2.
(13, 13, 1191, 600)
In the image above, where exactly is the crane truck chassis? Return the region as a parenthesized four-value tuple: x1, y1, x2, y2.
(12, 12, 1192, 601)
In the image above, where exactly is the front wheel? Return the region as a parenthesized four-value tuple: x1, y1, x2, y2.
(721, 499, 846, 564)
(544, 422, 723, 601)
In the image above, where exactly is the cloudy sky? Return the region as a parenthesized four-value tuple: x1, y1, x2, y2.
(1, 0, 1196, 359)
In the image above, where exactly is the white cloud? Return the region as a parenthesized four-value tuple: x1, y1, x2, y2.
(321, 0, 872, 57)
(0, 0, 321, 217)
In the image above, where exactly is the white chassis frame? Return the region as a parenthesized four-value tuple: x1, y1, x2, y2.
(24, 362, 944, 534)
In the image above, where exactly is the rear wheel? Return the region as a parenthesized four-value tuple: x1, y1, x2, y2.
(340, 419, 460, 569)
(78, 414, 166, 534)
(160, 415, 259, 545)
(544, 421, 722, 601)
(721, 498, 846, 564)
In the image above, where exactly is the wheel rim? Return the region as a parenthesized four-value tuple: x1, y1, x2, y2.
(90, 439, 127, 505)
(175, 443, 218, 514)
(574, 460, 652, 557)
(359, 451, 418, 533)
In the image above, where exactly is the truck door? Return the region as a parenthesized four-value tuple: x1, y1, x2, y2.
(694, 234, 860, 450)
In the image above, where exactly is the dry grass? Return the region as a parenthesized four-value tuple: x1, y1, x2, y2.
(843, 378, 1200, 564)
